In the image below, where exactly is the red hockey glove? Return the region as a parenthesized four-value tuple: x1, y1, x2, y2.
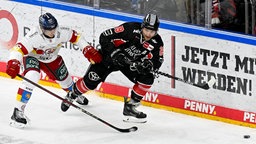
(83, 46, 102, 64)
(6, 59, 20, 79)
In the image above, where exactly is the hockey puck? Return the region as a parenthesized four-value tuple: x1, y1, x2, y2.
(244, 135, 250, 139)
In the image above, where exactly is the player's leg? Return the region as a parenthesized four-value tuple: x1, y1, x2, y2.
(10, 56, 40, 128)
(122, 69, 154, 122)
(61, 62, 111, 112)
(40, 55, 89, 112)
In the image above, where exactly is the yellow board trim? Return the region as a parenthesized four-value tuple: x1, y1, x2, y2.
(96, 92, 256, 128)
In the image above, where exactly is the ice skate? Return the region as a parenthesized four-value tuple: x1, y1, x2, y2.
(61, 91, 89, 112)
(76, 94, 89, 105)
(61, 91, 78, 112)
(10, 108, 30, 128)
(123, 97, 147, 123)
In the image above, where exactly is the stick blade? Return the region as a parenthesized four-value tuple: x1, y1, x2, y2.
(202, 84, 210, 90)
(129, 126, 138, 132)
(117, 126, 138, 133)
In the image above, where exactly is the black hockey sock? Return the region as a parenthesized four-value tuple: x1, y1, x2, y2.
(130, 91, 143, 103)
(72, 84, 82, 96)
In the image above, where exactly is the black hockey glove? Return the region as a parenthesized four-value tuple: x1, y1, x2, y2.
(131, 59, 154, 75)
(110, 49, 129, 67)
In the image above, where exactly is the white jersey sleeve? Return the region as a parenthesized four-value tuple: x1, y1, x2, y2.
(8, 26, 88, 63)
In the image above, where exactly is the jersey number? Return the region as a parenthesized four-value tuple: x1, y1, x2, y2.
(114, 25, 124, 33)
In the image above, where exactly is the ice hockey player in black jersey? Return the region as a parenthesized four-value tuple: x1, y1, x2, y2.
(61, 12, 164, 122)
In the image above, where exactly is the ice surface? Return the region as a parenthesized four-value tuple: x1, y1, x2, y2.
(0, 77, 255, 144)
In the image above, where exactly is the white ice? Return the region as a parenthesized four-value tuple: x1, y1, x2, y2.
(0, 77, 255, 144)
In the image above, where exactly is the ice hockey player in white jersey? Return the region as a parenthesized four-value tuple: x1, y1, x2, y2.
(6, 12, 102, 128)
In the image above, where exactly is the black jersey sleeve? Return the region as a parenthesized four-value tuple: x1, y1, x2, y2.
(151, 35, 164, 70)
(99, 22, 135, 55)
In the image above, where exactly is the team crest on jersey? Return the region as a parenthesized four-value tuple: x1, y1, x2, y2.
(114, 25, 124, 33)
(45, 47, 57, 55)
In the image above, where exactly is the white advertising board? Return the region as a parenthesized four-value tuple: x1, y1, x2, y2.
(0, 0, 256, 114)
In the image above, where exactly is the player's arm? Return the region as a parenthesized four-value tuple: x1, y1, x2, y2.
(99, 23, 134, 67)
(99, 23, 131, 55)
(6, 28, 38, 79)
(132, 38, 164, 75)
(132, 47, 164, 75)
(151, 41, 164, 71)
(6, 42, 29, 78)
(67, 28, 102, 64)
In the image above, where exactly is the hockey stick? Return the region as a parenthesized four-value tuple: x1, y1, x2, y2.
(125, 59, 213, 90)
(17, 74, 138, 133)
(156, 71, 215, 90)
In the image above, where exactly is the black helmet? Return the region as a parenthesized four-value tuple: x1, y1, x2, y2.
(141, 13, 159, 31)
(39, 13, 58, 30)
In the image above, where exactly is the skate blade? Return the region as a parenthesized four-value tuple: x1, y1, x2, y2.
(123, 116, 147, 123)
(10, 120, 26, 129)
(9, 116, 31, 129)
(76, 95, 89, 105)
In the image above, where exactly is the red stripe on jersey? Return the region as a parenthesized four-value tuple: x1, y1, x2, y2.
(69, 30, 78, 43)
(113, 39, 126, 47)
(33, 48, 44, 54)
(17, 43, 29, 55)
